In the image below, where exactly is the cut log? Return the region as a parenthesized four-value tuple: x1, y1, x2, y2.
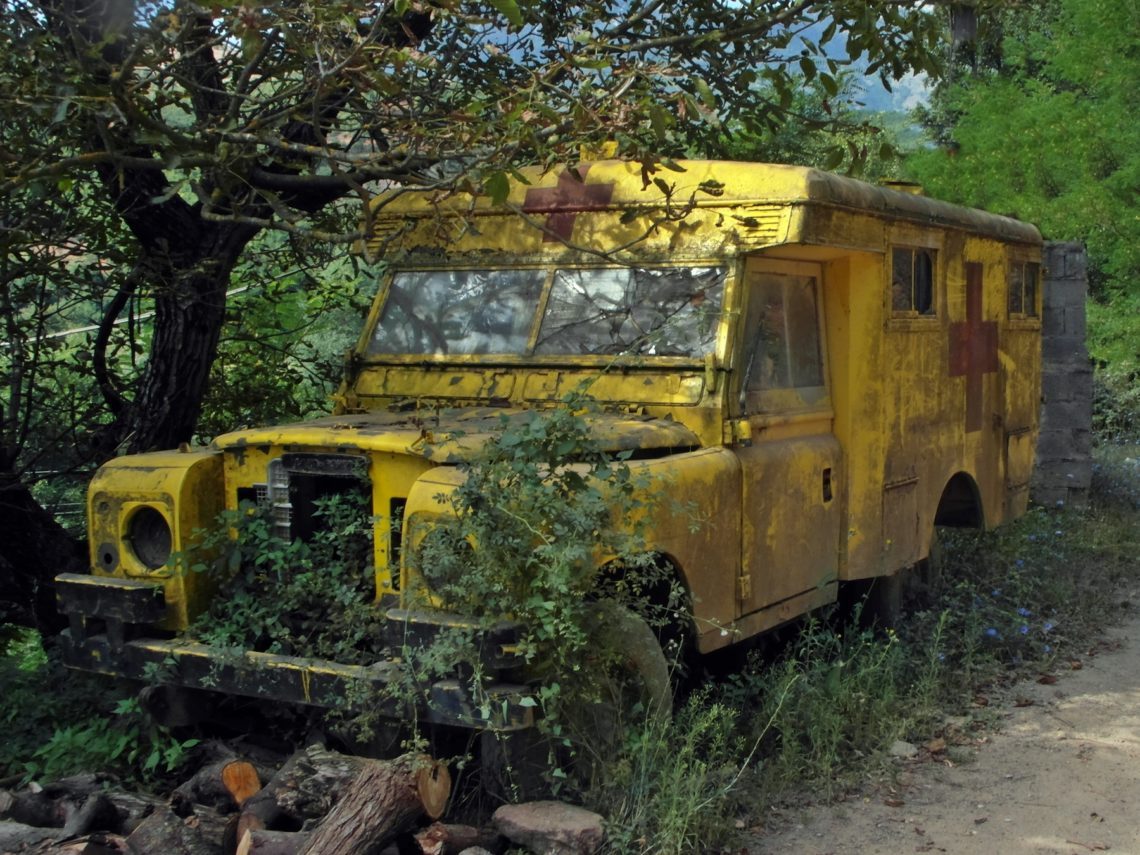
(104, 792, 162, 836)
(0, 788, 62, 827)
(62, 794, 120, 838)
(126, 805, 222, 855)
(414, 822, 504, 855)
(0, 820, 67, 850)
(235, 829, 310, 855)
(296, 756, 450, 855)
(2, 784, 161, 837)
(234, 744, 370, 837)
(173, 760, 262, 814)
(39, 833, 129, 854)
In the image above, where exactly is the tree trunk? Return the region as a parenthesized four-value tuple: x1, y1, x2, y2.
(0, 466, 83, 633)
(121, 226, 256, 454)
(232, 747, 449, 855)
(235, 744, 372, 839)
(297, 756, 450, 855)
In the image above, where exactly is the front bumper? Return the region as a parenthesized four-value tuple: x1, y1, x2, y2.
(55, 573, 535, 732)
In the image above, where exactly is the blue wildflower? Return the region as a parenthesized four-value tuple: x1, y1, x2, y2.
(1043, 644, 1053, 653)
(1016, 559, 1025, 568)
(1017, 607, 1032, 617)
(985, 627, 1001, 639)
(1019, 624, 1029, 635)
(1043, 621, 1055, 633)
(991, 588, 1002, 597)
(1028, 534, 1037, 542)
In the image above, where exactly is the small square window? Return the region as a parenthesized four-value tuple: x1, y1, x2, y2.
(891, 247, 936, 316)
(1008, 260, 1039, 318)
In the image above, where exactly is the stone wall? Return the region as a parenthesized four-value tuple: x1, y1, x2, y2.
(1032, 242, 1093, 509)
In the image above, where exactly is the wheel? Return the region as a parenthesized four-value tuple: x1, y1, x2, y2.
(914, 526, 944, 600)
(865, 527, 944, 628)
(562, 600, 672, 777)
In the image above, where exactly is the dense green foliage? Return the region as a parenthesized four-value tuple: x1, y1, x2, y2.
(4, 444, 1137, 837)
(405, 399, 685, 765)
(906, 0, 1140, 436)
(0, 630, 198, 785)
(189, 492, 383, 663)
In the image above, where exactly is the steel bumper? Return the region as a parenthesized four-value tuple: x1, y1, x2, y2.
(54, 573, 534, 732)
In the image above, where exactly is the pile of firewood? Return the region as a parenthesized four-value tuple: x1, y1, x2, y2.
(0, 744, 520, 855)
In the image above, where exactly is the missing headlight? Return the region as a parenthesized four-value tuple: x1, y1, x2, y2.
(126, 506, 172, 570)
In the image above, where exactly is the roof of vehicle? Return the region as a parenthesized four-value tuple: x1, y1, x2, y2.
(369, 159, 1042, 246)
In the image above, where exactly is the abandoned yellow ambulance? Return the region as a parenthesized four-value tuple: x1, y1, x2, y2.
(56, 160, 1042, 730)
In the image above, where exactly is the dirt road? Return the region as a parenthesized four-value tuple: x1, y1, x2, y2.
(757, 602, 1140, 855)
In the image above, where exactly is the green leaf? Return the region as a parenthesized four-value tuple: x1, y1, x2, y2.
(693, 77, 716, 109)
(821, 146, 844, 171)
(489, 0, 525, 29)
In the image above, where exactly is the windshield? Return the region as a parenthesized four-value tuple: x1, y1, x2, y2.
(367, 266, 725, 359)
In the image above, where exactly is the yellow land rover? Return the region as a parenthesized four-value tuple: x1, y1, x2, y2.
(55, 160, 1042, 732)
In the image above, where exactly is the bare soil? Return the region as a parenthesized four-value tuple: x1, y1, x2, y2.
(756, 599, 1140, 855)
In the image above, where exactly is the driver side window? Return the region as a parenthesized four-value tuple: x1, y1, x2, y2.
(741, 263, 827, 412)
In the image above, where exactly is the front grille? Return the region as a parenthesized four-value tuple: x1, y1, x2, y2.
(266, 458, 292, 540)
(257, 453, 371, 543)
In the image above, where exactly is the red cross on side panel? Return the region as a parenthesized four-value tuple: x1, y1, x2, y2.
(949, 262, 999, 433)
(521, 165, 615, 243)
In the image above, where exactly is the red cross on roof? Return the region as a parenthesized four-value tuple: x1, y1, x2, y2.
(949, 262, 999, 433)
(521, 164, 615, 243)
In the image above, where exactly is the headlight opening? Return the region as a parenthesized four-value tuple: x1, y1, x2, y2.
(126, 506, 173, 570)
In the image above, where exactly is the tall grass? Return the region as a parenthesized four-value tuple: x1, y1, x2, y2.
(590, 445, 1140, 845)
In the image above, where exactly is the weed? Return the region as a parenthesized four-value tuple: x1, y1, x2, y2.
(398, 394, 679, 775)
(30, 697, 199, 784)
(188, 491, 384, 664)
(715, 617, 926, 799)
(0, 628, 197, 786)
(684, 441, 1140, 823)
(589, 694, 746, 854)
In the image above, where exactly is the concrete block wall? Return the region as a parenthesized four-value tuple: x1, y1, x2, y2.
(1032, 242, 1093, 509)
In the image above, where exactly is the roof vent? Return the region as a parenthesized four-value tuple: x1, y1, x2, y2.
(881, 180, 925, 195)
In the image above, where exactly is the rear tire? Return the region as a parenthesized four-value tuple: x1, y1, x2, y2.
(864, 527, 944, 629)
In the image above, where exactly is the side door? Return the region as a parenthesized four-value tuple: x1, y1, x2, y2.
(735, 258, 842, 617)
